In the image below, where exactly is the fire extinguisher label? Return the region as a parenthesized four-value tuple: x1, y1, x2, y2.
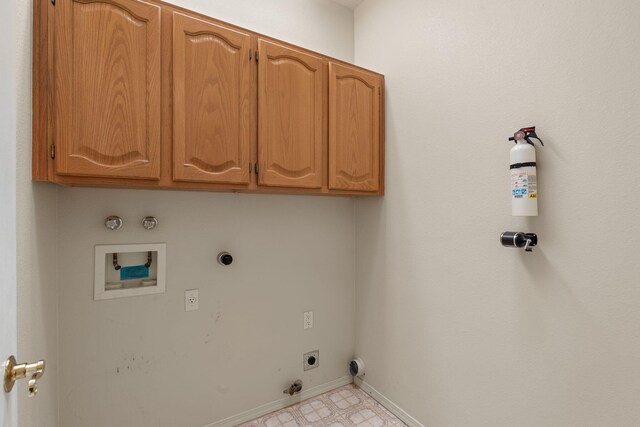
(511, 170, 537, 199)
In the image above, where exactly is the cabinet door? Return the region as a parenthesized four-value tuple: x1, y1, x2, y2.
(258, 40, 324, 189)
(328, 62, 382, 192)
(54, 0, 161, 179)
(173, 13, 251, 184)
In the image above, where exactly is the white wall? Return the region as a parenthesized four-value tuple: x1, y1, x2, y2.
(56, 2, 356, 426)
(354, 0, 640, 426)
(14, 0, 59, 426)
(58, 190, 356, 427)
(176, 0, 354, 61)
(1, 0, 18, 425)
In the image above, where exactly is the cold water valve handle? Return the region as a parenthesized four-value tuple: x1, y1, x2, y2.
(500, 231, 538, 252)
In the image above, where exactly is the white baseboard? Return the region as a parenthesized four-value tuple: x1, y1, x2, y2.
(354, 377, 425, 427)
(204, 376, 353, 427)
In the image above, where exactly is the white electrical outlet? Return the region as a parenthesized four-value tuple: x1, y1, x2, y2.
(185, 289, 199, 312)
(303, 311, 313, 329)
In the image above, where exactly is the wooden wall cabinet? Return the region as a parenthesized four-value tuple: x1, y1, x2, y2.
(258, 40, 324, 189)
(328, 62, 383, 193)
(172, 12, 252, 185)
(33, 0, 384, 196)
(53, 0, 161, 179)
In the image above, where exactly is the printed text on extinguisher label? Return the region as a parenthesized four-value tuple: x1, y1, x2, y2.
(511, 170, 537, 199)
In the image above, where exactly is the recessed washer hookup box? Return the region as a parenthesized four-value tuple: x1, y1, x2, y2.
(94, 243, 166, 301)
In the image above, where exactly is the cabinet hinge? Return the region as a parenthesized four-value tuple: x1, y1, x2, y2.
(255, 51, 259, 63)
(50, 143, 55, 159)
(255, 163, 259, 175)
(249, 49, 252, 61)
(249, 162, 252, 173)
(378, 87, 381, 96)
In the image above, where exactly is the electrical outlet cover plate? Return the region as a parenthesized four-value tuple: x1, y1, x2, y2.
(185, 289, 199, 311)
(304, 350, 319, 371)
(304, 311, 313, 329)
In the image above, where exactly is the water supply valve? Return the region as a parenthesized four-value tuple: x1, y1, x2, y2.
(283, 380, 303, 396)
(500, 231, 538, 252)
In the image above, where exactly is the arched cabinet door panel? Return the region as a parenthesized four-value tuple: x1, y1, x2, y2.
(328, 62, 382, 192)
(257, 39, 324, 189)
(54, 0, 161, 179)
(172, 12, 251, 185)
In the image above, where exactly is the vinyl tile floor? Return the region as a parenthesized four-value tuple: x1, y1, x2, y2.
(238, 384, 407, 427)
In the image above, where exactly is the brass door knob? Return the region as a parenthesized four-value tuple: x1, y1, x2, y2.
(4, 355, 45, 397)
